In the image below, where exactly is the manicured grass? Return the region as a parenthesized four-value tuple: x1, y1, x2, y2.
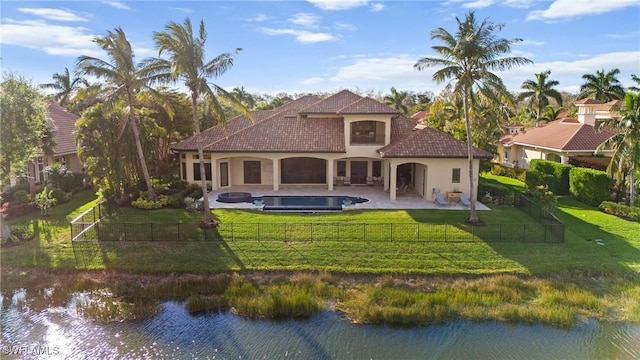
(2, 179, 639, 275)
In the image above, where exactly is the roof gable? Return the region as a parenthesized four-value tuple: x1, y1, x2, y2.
(338, 97, 399, 114)
(300, 90, 363, 114)
(47, 103, 79, 155)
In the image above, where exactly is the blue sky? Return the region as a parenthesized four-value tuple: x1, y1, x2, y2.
(1, 0, 639, 97)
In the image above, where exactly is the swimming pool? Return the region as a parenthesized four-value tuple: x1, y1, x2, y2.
(258, 195, 369, 212)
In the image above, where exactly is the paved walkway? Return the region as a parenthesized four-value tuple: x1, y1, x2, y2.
(207, 185, 489, 211)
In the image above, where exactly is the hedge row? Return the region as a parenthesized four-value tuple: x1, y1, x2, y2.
(599, 201, 640, 222)
(569, 167, 610, 207)
(527, 160, 572, 195)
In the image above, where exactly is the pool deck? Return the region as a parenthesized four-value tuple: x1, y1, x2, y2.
(207, 185, 490, 211)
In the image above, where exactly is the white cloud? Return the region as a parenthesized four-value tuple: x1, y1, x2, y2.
(0, 19, 99, 57)
(461, 0, 497, 8)
(527, 0, 638, 21)
(519, 39, 545, 46)
(170, 7, 193, 14)
(370, 3, 385, 12)
(301, 77, 325, 85)
(17, 8, 89, 22)
(289, 13, 321, 28)
(246, 13, 270, 22)
(102, 1, 131, 10)
(606, 31, 640, 39)
(260, 27, 338, 43)
(334, 22, 357, 30)
(307, 0, 370, 11)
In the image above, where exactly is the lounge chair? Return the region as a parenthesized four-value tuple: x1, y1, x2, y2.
(459, 193, 471, 207)
(434, 192, 449, 206)
(343, 177, 351, 185)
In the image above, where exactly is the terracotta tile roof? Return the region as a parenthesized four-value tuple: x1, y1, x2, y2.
(500, 119, 616, 151)
(574, 98, 603, 105)
(47, 103, 79, 156)
(411, 110, 427, 121)
(379, 120, 493, 159)
(300, 90, 363, 114)
(338, 97, 399, 114)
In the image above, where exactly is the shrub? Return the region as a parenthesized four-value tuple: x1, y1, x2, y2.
(167, 193, 184, 208)
(49, 187, 72, 204)
(529, 160, 572, 195)
(13, 189, 29, 203)
(10, 225, 35, 241)
(599, 201, 640, 222)
(569, 168, 610, 207)
(0, 201, 36, 219)
(525, 170, 555, 192)
(490, 164, 526, 182)
(131, 192, 169, 210)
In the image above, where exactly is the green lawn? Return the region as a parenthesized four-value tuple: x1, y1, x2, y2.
(2, 177, 639, 275)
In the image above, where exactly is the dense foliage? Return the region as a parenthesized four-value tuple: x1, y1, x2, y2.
(528, 160, 572, 195)
(599, 201, 640, 222)
(569, 167, 610, 207)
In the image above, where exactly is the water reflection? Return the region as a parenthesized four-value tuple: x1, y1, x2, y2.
(1, 292, 639, 359)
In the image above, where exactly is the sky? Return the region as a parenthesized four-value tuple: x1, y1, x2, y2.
(1, 0, 639, 98)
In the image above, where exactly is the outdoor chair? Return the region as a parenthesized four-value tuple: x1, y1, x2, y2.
(343, 177, 351, 185)
(459, 193, 471, 207)
(434, 192, 449, 206)
(366, 177, 374, 185)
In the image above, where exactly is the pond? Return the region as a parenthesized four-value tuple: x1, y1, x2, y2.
(1, 291, 639, 359)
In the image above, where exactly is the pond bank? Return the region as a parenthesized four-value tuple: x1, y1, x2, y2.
(1, 267, 639, 327)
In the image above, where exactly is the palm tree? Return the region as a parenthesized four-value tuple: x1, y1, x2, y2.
(383, 87, 409, 115)
(76, 28, 158, 201)
(628, 74, 640, 92)
(152, 18, 250, 225)
(517, 70, 562, 123)
(597, 92, 640, 206)
(539, 105, 563, 123)
(40, 67, 88, 107)
(232, 86, 256, 109)
(579, 68, 625, 102)
(415, 11, 532, 223)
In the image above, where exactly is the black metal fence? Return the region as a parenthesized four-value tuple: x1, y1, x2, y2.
(514, 193, 565, 243)
(70, 201, 107, 242)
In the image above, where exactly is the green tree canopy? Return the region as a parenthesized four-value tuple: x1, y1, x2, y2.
(579, 68, 625, 102)
(40, 67, 88, 107)
(517, 70, 563, 122)
(0, 74, 49, 189)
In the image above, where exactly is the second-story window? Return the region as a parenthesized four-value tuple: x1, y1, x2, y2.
(350, 121, 384, 145)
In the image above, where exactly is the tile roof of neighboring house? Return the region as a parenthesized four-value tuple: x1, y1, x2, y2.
(574, 98, 604, 105)
(499, 118, 616, 151)
(47, 103, 79, 156)
(172, 90, 486, 158)
(379, 121, 493, 159)
(411, 110, 427, 121)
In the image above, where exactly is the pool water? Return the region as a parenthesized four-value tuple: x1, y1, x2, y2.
(258, 195, 368, 211)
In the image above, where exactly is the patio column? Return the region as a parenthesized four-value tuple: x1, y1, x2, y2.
(383, 160, 390, 190)
(210, 158, 218, 191)
(389, 162, 398, 201)
(327, 159, 334, 191)
(272, 158, 279, 191)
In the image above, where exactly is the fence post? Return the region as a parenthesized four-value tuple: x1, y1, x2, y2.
(390, 223, 393, 242)
(310, 223, 314, 242)
(150, 223, 154, 242)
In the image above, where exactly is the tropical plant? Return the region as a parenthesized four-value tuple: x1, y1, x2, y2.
(414, 11, 532, 223)
(152, 18, 251, 225)
(579, 68, 625, 102)
(539, 105, 563, 123)
(40, 67, 88, 107)
(629, 74, 640, 92)
(597, 92, 640, 206)
(232, 86, 256, 109)
(517, 70, 563, 123)
(76, 28, 161, 201)
(34, 186, 57, 216)
(383, 87, 409, 116)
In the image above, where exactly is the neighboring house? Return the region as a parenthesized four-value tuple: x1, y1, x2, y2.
(496, 99, 619, 169)
(28, 103, 83, 184)
(172, 90, 491, 202)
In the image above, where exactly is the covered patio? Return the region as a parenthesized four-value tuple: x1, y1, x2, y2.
(206, 185, 489, 211)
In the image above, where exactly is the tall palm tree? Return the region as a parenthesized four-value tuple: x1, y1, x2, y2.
(152, 18, 250, 225)
(415, 11, 532, 223)
(579, 68, 625, 102)
(517, 70, 562, 123)
(597, 92, 640, 206)
(76, 28, 158, 201)
(40, 67, 88, 107)
(232, 86, 256, 109)
(628, 74, 640, 92)
(383, 87, 409, 115)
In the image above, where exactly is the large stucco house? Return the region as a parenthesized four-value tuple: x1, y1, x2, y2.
(496, 99, 619, 170)
(171, 90, 492, 202)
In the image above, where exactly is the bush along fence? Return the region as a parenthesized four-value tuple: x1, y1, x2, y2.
(71, 198, 564, 245)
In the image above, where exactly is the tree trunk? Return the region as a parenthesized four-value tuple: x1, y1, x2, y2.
(463, 92, 479, 223)
(126, 92, 156, 202)
(192, 94, 212, 224)
(0, 214, 11, 241)
(630, 169, 635, 207)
